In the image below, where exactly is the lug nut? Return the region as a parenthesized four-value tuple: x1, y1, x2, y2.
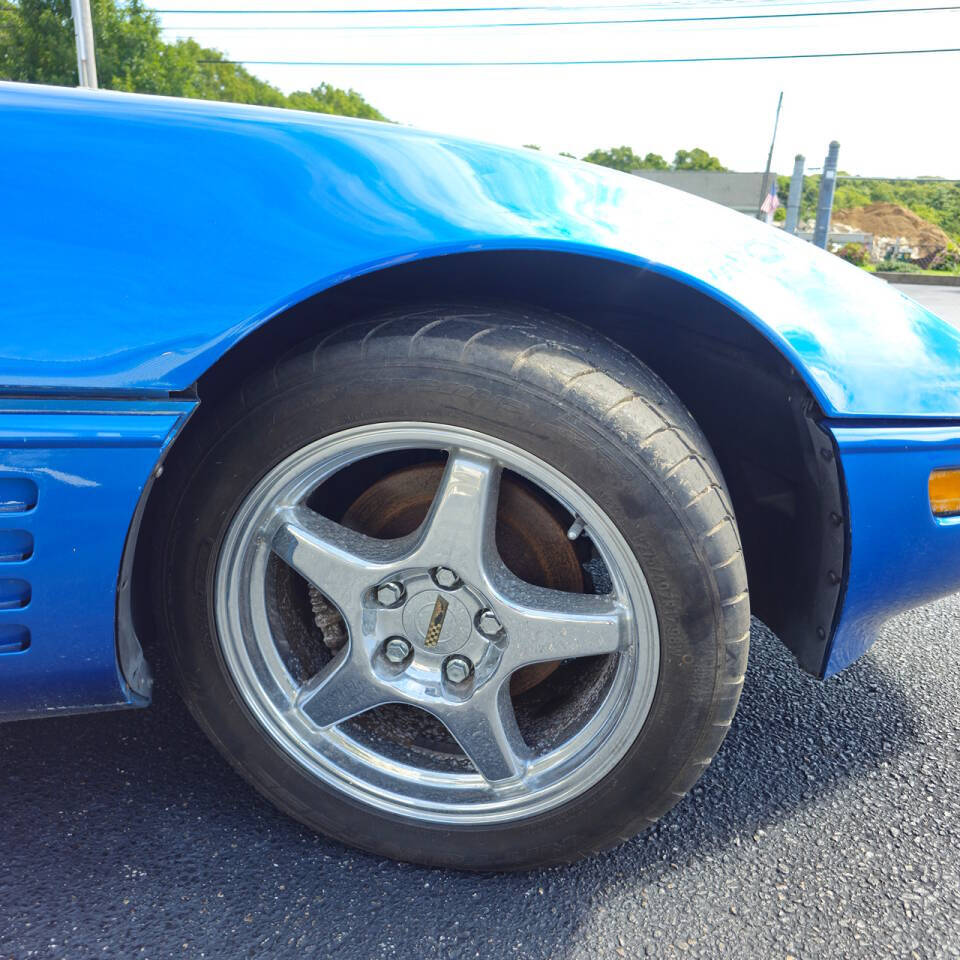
(477, 609, 503, 637)
(384, 637, 412, 664)
(433, 567, 461, 589)
(375, 581, 405, 607)
(444, 656, 473, 684)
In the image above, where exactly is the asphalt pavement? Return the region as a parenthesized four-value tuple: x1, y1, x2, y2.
(2, 281, 960, 960)
(3, 593, 960, 959)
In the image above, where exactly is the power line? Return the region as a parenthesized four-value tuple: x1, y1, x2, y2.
(158, 3, 960, 30)
(836, 175, 960, 181)
(152, 0, 927, 12)
(200, 46, 960, 65)
(154, 4, 653, 11)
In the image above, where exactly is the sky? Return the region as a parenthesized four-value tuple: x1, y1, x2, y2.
(156, 1, 960, 178)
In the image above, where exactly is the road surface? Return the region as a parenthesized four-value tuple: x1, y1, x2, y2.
(2, 599, 959, 958)
(892, 282, 960, 328)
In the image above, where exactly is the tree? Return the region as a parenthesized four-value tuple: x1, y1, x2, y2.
(286, 83, 386, 120)
(645, 152, 669, 169)
(0, 0, 386, 119)
(581, 146, 669, 173)
(673, 147, 727, 171)
(582, 146, 637, 172)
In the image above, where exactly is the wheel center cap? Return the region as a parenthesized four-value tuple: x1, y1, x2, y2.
(403, 590, 473, 653)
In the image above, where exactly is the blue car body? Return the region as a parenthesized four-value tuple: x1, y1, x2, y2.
(1, 82, 959, 719)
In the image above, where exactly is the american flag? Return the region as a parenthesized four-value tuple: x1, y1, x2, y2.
(760, 180, 780, 219)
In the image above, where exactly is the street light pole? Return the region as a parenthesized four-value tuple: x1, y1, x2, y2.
(71, 0, 98, 89)
(756, 91, 783, 220)
(784, 154, 805, 236)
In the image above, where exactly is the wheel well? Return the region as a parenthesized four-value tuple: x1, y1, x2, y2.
(163, 250, 844, 675)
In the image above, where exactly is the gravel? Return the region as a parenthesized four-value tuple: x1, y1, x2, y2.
(2, 598, 960, 959)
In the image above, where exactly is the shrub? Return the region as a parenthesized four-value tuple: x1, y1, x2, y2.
(836, 243, 869, 267)
(875, 259, 923, 273)
(929, 247, 960, 272)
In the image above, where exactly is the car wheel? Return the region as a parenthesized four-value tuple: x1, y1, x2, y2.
(153, 304, 749, 870)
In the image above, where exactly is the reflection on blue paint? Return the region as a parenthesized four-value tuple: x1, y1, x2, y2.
(3, 83, 960, 418)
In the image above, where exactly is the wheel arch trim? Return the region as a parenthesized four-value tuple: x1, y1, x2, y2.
(192, 237, 841, 416)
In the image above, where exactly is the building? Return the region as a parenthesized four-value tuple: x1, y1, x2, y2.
(795, 225, 874, 253)
(631, 170, 776, 215)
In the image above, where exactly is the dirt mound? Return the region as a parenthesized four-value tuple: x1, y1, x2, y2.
(832, 202, 950, 256)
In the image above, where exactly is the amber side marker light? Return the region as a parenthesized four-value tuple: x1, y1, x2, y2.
(929, 469, 960, 518)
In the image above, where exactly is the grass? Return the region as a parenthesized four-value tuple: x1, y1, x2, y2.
(867, 265, 960, 276)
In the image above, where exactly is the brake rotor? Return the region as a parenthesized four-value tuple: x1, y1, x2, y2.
(338, 460, 585, 696)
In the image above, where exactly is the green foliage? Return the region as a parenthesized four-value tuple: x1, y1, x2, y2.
(832, 183, 871, 209)
(773, 206, 786, 222)
(639, 152, 669, 170)
(775, 173, 790, 207)
(836, 242, 868, 267)
(582, 145, 726, 174)
(929, 246, 960, 272)
(0, 0, 386, 119)
(874, 258, 923, 273)
(1, 0, 152, 88)
(285, 83, 386, 120)
(581, 145, 669, 173)
(582, 145, 724, 174)
(673, 147, 726, 172)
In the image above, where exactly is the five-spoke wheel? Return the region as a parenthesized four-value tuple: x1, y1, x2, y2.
(216, 426, 658, 817)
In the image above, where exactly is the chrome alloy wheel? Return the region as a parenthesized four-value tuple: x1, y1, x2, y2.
(215, 423, 660, 824)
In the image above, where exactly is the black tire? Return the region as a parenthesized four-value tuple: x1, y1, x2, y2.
(151, 304, 749, 871)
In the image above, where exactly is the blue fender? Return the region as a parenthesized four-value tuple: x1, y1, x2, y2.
(2, 82, 959, 419)
(826, 424, 960, 676)
(0, 399, 194, 718)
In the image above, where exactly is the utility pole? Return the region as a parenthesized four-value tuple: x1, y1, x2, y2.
(71, 0, 98, 89)
(784, 154, 805, 235)
(756, 91, 783, 220)
(813, 141, 840, 249)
